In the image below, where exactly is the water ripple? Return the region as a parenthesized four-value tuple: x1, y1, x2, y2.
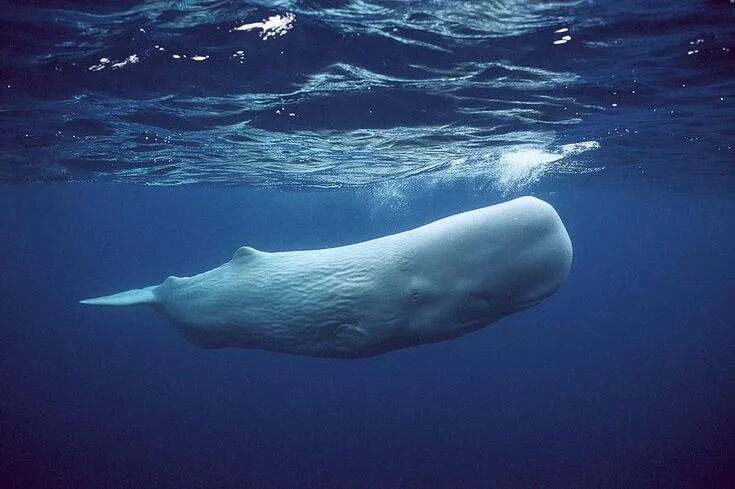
(0, 0, 733, 188)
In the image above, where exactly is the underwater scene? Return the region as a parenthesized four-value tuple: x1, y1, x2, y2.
(1, 0, 734, 487)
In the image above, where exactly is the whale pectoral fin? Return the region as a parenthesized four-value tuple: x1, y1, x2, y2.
(333, 323, 367, 341)
(231, 246, 263, 262)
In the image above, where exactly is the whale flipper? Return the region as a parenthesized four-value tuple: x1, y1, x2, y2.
(80, 287, 158, 306)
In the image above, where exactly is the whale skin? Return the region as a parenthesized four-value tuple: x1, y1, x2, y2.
(81, 196, 572, 358)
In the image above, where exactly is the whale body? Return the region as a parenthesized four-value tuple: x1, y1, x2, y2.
(81, 196, 572, 358)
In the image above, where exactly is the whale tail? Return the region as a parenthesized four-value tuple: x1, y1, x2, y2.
(80, 286, 158, 307)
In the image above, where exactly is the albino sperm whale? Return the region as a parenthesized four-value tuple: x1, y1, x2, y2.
(80, 196, 572, 358)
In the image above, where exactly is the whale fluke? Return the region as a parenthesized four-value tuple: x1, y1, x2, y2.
(80, 287, 158, 306)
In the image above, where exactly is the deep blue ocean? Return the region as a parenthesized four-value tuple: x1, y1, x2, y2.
(1, 1, 735, 488)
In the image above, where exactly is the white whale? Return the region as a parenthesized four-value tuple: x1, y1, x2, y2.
(80, 196, 572, 358)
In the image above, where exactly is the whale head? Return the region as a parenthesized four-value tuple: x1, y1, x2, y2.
(495, 196, 573, 309)
(395, 196, 573, 344)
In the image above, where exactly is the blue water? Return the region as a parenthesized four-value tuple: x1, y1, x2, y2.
(2, 1, 735, 488)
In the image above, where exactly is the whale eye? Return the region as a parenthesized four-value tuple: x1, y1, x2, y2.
(410, 291, 422, 304)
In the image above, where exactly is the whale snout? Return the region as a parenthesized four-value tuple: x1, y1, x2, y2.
(509, 197, 573, 307)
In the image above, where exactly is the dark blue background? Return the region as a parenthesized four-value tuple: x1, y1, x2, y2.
(2, 0, 735, 487)
(1, 182, 734, 488)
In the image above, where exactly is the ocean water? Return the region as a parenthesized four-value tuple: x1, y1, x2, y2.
(1, 1, 734, 488)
